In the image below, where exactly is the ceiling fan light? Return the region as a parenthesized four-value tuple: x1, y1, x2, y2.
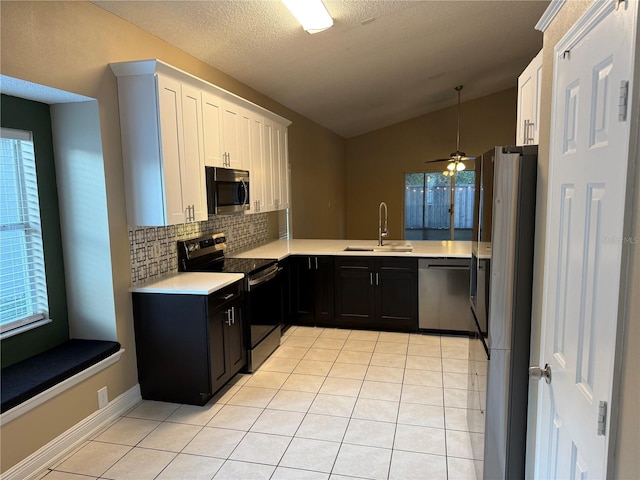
(447, 162, 456, 171)
(456, 162, 466, 172)
(281, 0, 334, 34)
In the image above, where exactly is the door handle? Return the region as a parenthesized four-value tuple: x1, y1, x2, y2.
(529, 363, 552, 384)
(315, 257, 318, 270)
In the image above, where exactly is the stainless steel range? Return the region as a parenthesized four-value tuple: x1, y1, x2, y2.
(177, 234, 282, 372)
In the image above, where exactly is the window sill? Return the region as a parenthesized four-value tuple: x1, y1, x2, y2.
(0, 317, 52, 340)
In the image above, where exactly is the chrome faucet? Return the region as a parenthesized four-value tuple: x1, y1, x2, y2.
(378, 201, 388, 246)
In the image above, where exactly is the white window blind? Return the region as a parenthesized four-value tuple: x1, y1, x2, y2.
(0, 127, 49, 335)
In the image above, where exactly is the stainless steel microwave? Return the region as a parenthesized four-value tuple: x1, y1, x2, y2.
(206, 167, 250, 215)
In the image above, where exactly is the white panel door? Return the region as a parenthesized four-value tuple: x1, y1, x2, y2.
(535, 2, 636, 478)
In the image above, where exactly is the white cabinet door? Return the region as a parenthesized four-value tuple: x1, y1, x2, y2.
(248, 112, 265, 213)
(180, 83, 207, 222)
(202, 92, 247, 170)
(222, 101, 244, 170)
(516, 49, 542, 145)
(202, 91, 225, 167)
(262, 117, 276, 211)
(157, 74, 187, 225)
(275, 121, 290, 209)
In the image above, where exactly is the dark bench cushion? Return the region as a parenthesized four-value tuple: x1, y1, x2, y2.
(1, 339, 121, 413)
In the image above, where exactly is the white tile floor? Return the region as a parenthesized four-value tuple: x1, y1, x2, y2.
(39, 327, 482, 480)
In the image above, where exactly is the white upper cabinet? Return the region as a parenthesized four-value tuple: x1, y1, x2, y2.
(222, 101, 244, 170)
(112, 69, 206, 226)
(202, 92, 248, 170)
(262, 117, 277, 212)
(111, 59, 291, 223)
(275, 120, 290, 209)
(259, 117, 290, 213)
(516, 49, 542, 146)
(180, 83, 208, 222)
(202, 91, 225, 167)
(248, 111, 266, 213)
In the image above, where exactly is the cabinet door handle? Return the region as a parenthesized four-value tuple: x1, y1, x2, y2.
(222, 293, 234, 301)
(370, 272, 373, 286)
(315, 257, 318, 270)
(376, 272, 379, 285)
(231, 306, 235, 325)
(524, 119, 535, 144)
(308, 257, 312, 270)
(225, 308, 232, 326)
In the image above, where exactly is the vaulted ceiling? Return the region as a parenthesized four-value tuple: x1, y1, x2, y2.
(94, 0, 548, 138)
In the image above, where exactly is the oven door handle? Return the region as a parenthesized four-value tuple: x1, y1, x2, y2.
(247, 264, 281, 290)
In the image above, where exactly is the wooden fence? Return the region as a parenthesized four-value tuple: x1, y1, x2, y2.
(405, 184, 475, 229)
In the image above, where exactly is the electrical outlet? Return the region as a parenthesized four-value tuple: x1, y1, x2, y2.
(97, 387, 108, 409)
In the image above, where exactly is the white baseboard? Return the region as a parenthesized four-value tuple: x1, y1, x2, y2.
(1, 384, 141, 480)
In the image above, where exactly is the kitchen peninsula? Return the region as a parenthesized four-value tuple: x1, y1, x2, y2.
(235, 239, 471, 334)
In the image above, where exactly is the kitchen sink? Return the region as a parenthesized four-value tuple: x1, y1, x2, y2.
(344, 242, 413, 252)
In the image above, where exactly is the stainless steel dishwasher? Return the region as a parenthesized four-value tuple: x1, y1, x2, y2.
(418, 258, 471, 333)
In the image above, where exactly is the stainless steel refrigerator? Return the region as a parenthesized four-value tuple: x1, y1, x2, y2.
(468, 145, 538, 480)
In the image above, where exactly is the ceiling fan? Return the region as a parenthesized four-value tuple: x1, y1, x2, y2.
(426, 85, 475, 176)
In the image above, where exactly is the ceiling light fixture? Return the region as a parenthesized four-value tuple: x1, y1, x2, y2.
(281, 0, 333, 34)
(426, 85, 475, 175)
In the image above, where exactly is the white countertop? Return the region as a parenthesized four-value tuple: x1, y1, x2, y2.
(130, 272, 245, 295)
(231, 239, 472, 261)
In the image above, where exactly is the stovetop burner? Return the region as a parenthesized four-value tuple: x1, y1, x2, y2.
(177, 234, 276, 276)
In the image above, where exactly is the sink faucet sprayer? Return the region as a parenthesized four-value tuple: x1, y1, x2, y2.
(378, 202, 388, 246)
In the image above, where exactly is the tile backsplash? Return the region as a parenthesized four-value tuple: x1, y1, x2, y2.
(128, 213, 270, 286)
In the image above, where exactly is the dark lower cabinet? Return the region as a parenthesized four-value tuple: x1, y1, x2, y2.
(132, 280, 245, 405)
(291, 255, 334, 326)
(335, 256, 418, 331)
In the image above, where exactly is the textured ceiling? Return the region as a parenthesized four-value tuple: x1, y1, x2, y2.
(94, 0, 548, 138)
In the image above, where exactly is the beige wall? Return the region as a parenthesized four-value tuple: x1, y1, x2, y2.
(289, 121, 346, 239)
(0, 1, 344, 470)
(344, 88, 517, 240)
(528, 1, 639, 478)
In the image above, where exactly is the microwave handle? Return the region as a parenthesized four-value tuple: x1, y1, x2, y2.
(241, 179, 249, 208)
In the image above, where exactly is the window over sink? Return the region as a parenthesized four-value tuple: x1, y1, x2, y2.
(404, 170, 475, 241)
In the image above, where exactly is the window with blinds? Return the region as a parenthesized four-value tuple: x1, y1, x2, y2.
(0, 127, 50, 335)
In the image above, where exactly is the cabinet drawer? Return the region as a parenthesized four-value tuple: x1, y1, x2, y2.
(335, 256, 374, 270)
(377, 257, 417, 272)
(208, 281, 243, 312)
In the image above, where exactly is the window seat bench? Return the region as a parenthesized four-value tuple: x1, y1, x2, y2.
(1, 339, 122, 414)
